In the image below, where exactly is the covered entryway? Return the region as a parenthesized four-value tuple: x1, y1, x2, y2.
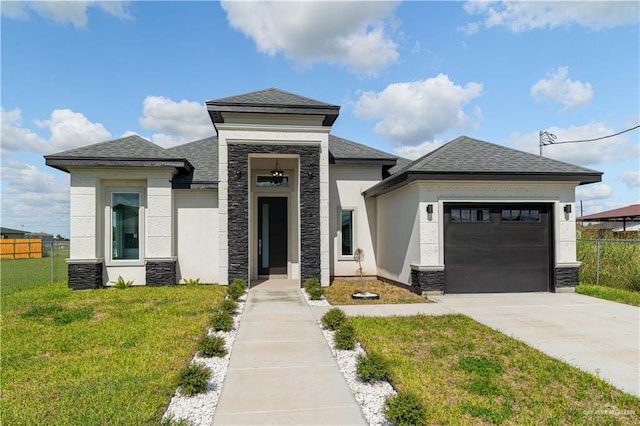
(443, 203, 552, 293)
(257, 197, 288, 275)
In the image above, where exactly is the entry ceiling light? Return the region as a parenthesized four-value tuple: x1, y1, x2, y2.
(271, 159, 284, 184)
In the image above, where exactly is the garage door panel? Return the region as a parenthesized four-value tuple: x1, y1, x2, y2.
(444, 203, 551, 294)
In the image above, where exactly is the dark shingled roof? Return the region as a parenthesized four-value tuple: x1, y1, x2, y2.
(329, 135, 397, 166)
(166, 137, 218, 189)
(206, 88, 340, 126)
(45, 135, 193, 175)
(364, 136, 602, 197)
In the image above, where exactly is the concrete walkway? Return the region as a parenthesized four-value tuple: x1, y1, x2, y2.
(212, 279, 366, 425)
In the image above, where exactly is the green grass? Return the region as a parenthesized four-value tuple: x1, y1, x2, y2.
(351, 315, 640, 425)
(576, 284, 640, 307)
(1, 256, 68, 296)
(1, 281, 225, 425)
(577, 239, 640, 291)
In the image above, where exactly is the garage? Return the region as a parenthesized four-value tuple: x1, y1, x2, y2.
(444, 203, 552, 293)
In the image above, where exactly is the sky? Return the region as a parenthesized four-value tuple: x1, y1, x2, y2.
(1, 0, 639, 238)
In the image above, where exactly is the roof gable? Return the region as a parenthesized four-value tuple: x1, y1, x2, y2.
(206, 88, 340, 126)
(44, 135, 193, 174)
(364, 136, 602, 197)
(329, 135, 397, 165)
(166, 136, 218, 189)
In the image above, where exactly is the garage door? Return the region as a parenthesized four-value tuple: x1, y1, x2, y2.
(444, 203, 551, 293)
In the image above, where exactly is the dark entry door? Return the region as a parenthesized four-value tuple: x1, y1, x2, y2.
(258, 197, 288, 275)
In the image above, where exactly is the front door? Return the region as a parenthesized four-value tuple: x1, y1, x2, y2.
(258, 197, 288, 275)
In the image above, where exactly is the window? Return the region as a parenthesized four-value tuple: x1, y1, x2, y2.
(501, 209, 539, 222)
(451, 208, 490, 222)
(341, 209, 354, 257)
(256, 175, 289, 187)
(112, 192, 140, 260)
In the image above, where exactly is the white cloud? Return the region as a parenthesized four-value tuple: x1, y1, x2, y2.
(221, 1, 399, 75)
(1, 159, 70, 235)
(355, 74, 483, 145)
(576, 183, 613, 201)
(138, 96, 214, 148)
(393, 140, 445, 160)
(462, 1, 639, 33)
(621, 171, 640, 188)
(2, 107, 111, 156)
(531, 67, 593, 112)
(1, 1, 133, 28)
(35, 109, 112, 152)
(509, 123, 639, 166)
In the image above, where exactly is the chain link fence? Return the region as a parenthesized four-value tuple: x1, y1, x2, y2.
(577, 239, 640, 291)
(0, 240, 69, 294)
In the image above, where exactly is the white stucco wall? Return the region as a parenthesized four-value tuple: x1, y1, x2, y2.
(67, 168, 176, 286)
(415, 180, 579, 268)
(329, 165, 380, 277)
(175, 190, 219, 283)
(374, 180, 579, 285)
(375, 183, 421, 284)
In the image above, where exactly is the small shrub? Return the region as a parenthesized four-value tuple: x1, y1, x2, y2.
(356, 352, 388, 383)
(304, 278, 323, 300)
(219, 298, 238, 315)
(198, 335, 227, 358)
(321, 308, 346, 330)
(177, 363, 211, 396)
(53, 306, 94, 325)
(228, 278, 246, 301)
(184, 278, 200, 286)
(384, 391, 427, 426)
(334, 322, 356, 350)
(304, 278, 320, 292)
(110, 275, 133, 289)
(211, 310, 234, 332)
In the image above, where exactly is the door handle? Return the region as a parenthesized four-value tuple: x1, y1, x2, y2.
(258, 239, 262, 255)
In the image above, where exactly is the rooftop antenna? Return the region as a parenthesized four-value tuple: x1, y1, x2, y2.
(539, 130, 556, 156)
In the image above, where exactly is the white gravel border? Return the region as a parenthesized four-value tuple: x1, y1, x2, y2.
(162, 293, 247, 426)
(162, 289, 395, 426)
(302, 289, 396, 426)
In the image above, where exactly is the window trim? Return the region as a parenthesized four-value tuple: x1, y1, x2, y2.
(339, 207, 356, 260)
(105, 186, 145, 266)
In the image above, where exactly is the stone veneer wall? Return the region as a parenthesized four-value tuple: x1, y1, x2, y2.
(145, 260, 177, 286)
(410, 269, 445, 294)
(68, 262, 103, 290)
(554, 266, 579, 290)
(227, 144, 320, 284)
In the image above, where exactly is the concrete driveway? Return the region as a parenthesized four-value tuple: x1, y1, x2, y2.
(430, 292, 640, 397)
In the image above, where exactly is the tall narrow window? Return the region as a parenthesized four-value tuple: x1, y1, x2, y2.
(341, 210, 354, 256)
(112, 193, 140, 260)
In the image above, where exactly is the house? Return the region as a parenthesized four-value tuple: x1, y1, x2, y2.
(45, 88, 601, 293)
(1, 227, 27, 239)
(578, 204, 640, 232)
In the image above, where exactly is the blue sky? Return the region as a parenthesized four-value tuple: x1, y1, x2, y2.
(2, 1, 639, 237)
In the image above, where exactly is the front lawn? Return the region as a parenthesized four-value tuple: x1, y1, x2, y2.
(576, 284, 640, 307)
(1, 282, 225, 424)
(351, 315, 640, 425)
(324, 279, 428, 305)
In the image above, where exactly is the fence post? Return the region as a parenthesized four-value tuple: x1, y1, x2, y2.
(595, 239, 601, 285)
(50, 241, 54, 284)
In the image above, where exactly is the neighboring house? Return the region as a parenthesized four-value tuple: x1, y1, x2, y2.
(45, 88, 601, 293)
(1, 227, 27, 239)
(578, 204, 640, 232)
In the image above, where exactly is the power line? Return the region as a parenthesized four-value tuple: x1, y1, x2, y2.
(539, 124, 640, 155)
